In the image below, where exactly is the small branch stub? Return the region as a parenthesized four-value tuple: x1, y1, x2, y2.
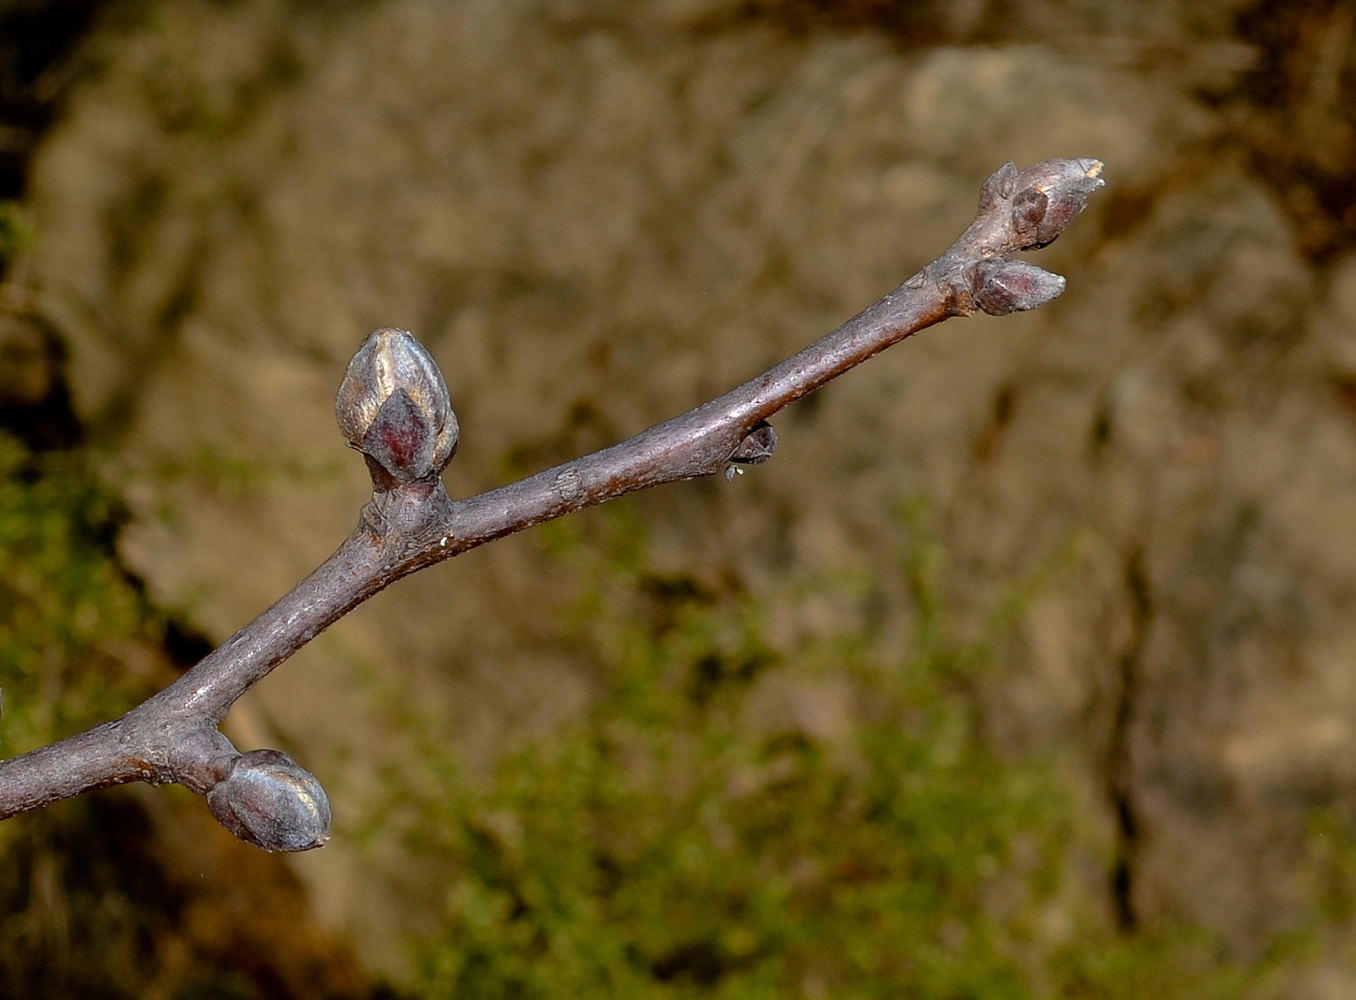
(1007, 157, 1105, 249)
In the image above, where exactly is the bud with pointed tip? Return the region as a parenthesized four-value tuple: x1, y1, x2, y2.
(970, 258, 1067, 316)
(1008, 158, 1104, 250)
(977, 161, 1019, 215)
(206, 749, 331, 852)
(336, 329, 459, 484)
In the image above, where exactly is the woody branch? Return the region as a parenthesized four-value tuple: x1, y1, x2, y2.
(0, 158, 1104, 851)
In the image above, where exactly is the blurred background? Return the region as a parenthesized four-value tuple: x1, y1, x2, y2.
(4, 0, 1356, 996)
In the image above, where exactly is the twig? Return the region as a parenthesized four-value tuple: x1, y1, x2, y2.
(0, 158, 1104, 850)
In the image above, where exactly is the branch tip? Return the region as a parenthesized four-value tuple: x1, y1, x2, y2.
(1009, 158, 1105, 250)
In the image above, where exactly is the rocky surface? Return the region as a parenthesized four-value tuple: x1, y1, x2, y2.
(20, 0, 1356, 985)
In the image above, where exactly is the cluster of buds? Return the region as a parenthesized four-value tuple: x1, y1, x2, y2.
(967, 157, 1104, 316)
(998, 157, 1104, 251)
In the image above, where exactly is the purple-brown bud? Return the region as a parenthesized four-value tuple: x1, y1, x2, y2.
(336, 328, 459, 484)
(731, 421, 777, 465)
(725, 421, 779, 481)
(206, 749, 331, 852)
(1007, 158, 1104, 250)
(970, 258, 1067, 316)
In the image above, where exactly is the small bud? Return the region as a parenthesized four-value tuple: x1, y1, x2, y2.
(336, 329, 459, 484)
(977, 161, 1019, 214)
(730, 422, 778, 466)
(1006, 158, 1104, 250)
(971, 258, 1067, 316)
(206, 749, 331, 852)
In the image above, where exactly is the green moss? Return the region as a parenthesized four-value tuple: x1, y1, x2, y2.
(0, 433, 160, 754)
(388, 510, 1251, 999)
(0, 201, 26, 269)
